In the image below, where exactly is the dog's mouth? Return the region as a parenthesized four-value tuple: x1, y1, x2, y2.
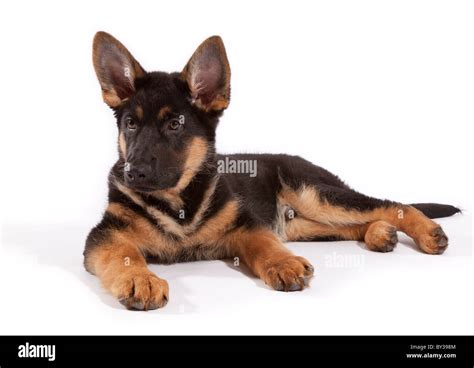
(122, 171, 181, 193)
(124, 181, 175, 193)
(128, 184, 160, 193)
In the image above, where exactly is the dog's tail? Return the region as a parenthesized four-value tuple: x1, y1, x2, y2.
(410, 203, 461, 219)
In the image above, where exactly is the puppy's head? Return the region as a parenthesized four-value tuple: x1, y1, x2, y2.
(92, 32, 230, 192)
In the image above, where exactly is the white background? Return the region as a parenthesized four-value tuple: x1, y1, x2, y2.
(0, 0, 472, 334)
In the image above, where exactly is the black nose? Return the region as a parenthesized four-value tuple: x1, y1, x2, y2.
(124, 164, 152, 186)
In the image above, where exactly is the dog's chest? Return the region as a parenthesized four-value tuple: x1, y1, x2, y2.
(142, 199, 241, 263)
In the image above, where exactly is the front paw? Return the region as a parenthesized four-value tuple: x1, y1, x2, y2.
(109, 270, 169, 310)
(262, 256, 314, 292)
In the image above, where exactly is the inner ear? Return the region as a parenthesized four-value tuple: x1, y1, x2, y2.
(182, 36, 231, 112)
(93, 32, 146, 107)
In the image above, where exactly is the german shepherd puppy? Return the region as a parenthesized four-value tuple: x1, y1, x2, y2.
(84, 32, 460, 310)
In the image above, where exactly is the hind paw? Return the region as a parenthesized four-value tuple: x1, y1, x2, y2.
(364, 220, 398, 253)
(416, 226, 448, 255)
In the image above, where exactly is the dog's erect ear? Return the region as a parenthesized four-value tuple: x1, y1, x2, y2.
(92, 32, 146, 107)
(182, 36, 231, 112)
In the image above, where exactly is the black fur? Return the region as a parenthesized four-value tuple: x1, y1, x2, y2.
(410, 203, 461, 219)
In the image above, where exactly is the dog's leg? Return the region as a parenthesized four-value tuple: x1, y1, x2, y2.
(285, 217, 398, 253)
(84, 205, 169, 310)
(85, 241, 168, 310)
(225, 228, 314, 291)
(280, 184, 448, 254)
(385, 205, 448, 254)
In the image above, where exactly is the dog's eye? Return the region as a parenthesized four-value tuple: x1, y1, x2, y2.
(126, 117, 137, 130)
(168, 119, 181, 130)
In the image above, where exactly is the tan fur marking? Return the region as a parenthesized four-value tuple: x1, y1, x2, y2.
(153, 136, 209, 204)
(86, 241, 146, 280)
(187, 200, 240, 246)
(135, 105, 143, 119)
(99, 197, 240, 263)
(172, 136, 209, 192)
(102, 90, 123, 107)
(158, 106, 172, 120)
(114, 182, 186, 238)
(152, 191, 184, 212)
(279, 184, 372, 226)
(86, 204, 155, 275)
(119, 132, 127, 159)
(182, 176, 220, 232)
(86, 202, 175, 268)
(107, 203, 173, 249)
(225, 228, 288, 267)
(284, 217, 366, 242)
(115, 174, 219, 239)
(194, 96, 229, 112)
(106, 202, 128, 218)
(225, 227, 314, 291)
